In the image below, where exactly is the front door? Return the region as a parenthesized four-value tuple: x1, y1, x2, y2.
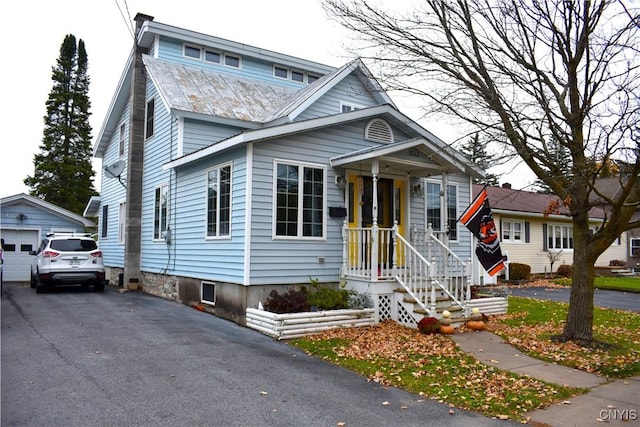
(346, 176, 405, 270)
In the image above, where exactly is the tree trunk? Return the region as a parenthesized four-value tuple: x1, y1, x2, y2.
(562, 212, 596, 342)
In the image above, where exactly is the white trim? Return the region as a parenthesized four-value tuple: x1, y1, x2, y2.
(244, 143, 254, 286)
(1, 193, 94, 227)
(339, 101, 365, 113)
(118, 200, 126, 245)
(271, 159, 327, 241)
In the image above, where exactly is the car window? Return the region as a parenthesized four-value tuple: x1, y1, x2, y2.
(50, 239, 97, 252)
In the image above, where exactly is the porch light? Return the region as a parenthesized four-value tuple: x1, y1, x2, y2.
(412, 184, 424, 197)
(335, 175, 346, 190)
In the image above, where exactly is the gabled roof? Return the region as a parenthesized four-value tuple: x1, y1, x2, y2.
(1, 193, 95, 227)
(262, 58, 396, 124)
(476, 184, 606, 220)
(93, 16, 336, 158)
(164, 105, 483, 178)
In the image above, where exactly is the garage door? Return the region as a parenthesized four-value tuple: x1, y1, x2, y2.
(1, 229, 39, 282)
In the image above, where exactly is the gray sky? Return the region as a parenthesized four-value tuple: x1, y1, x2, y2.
(0, 0, 533, 200)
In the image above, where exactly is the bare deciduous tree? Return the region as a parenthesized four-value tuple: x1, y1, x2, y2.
(323, 0, 640, 343)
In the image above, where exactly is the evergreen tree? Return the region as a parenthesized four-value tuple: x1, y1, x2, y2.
(25, 34, 96, 214)
(533, 137, 572, 193)
(459, 134, 500, 186)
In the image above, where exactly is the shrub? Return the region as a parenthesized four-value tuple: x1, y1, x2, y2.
(556, 264, 573, 278)
(264, 288, 310, 314)
(417, 317, 440, 334)
(609, 259, 627, 267)
(509, 263, 531, 280)
(348, 291, 373, 309)
(308, 286, 351, 310)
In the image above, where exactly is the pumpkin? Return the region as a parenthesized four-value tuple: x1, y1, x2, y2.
(440, 324, 456, 335)
(466, 320, 486, 331)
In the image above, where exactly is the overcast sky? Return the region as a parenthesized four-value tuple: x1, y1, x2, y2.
(0, 0, 533, 200)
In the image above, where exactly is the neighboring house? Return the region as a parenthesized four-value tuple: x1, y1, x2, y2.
(84, 13, 483, 326)
(475, 184, 630, 277)
(0, 193, 95, 282)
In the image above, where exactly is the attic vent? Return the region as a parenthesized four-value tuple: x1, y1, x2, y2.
(365, 119, 393, 143)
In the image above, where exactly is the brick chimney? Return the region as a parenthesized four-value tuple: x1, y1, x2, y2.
(501, 183, 512, 189)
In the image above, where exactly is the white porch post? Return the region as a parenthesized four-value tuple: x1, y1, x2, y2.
(442, 172, 449, 246)
(371, 160, 379, 281)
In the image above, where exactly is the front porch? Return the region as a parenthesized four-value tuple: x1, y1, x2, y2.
(342, 223, 476, 327)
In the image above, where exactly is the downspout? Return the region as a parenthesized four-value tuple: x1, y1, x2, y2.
(123, 13, 153, 290)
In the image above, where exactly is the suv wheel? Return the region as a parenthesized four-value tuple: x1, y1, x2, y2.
(35, 275, 48, 294)
(30, 273, 37, 289)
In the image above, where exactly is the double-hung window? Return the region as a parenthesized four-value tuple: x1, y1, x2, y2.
(207, 164, 232, 238)
(501, 220, 523, 243)
(154, 184, 169, 240)
(145, 98, 155, 140)
(426, 181, 458, 241)
(274, 162, 325, 239)
(101, 205, 109, 238)
(630, 238, 640, 257)
(547, 224, 573, 250)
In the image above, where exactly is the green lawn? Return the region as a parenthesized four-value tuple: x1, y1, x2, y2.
(291, 295, 640, 423)
(553, 275, 640, 292)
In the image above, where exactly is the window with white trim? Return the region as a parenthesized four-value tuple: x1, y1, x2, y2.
(340, 102, 363, 113)
(631, 238, 640, 257)
(101, 205, 109, 238)
(224, 54, 241, 68)
(201, 282, 216, 305)
(119, 123, 126, 156)
(204, 49, 221, 64)
(154, 184, 169, 240)
(145, 98, 155, 140)
(426, 181, 458, 241)
(118, 202, 126, 244)
(184, 45, 201, 59)
(207, 164, 232, 238)
(274, 162, 325, 238)
(501, 220, 524, 243)
(547, 224, 573, 250)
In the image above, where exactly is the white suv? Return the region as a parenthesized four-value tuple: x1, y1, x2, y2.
(30, 233, 105, 293)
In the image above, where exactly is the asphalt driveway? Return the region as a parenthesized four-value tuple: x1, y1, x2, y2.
(1, 283, 516, 427)
(506, 285, 640, 312)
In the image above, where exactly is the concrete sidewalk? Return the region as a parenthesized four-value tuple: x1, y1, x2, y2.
(452, 331, 640, 426)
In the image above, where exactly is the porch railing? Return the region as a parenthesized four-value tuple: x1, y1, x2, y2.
(342, 222, 471, 315)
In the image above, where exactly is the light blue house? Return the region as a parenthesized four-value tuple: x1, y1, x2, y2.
(85, 13, 483, 326)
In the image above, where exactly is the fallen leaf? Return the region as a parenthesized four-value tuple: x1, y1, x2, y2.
(382, 401, 390, 405)
(259, 391, 268, 395)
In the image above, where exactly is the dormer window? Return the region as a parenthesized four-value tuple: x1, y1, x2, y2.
(184, 45, 201, 59)
(365, 118, 393, 143)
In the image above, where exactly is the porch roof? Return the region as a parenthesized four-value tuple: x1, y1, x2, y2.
(330, 137, 460, 178)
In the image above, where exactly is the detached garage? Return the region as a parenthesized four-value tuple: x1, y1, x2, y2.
(0, 194, 95, 282)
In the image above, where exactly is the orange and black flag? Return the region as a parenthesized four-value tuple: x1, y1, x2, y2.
(459, 187, 505, 276)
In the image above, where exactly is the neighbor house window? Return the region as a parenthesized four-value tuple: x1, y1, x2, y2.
(426, 181, 458, 241)
(118, 202, 126, 244)
(275, 162, 325, 238)
(154, 184, 169, 240)
(207, 164, 232, 238)
(145, 98, 155, 139)
(119, 123, 126, 156)
(631, 238, 640, 257)
(501, 220, 523, 243)
(101, 205, 109, 238)
(547, 224, 573, 250)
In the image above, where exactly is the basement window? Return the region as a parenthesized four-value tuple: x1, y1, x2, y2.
(201, 282, 216, 306)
